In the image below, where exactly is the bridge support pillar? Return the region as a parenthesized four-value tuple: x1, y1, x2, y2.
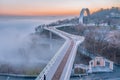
(49, 31, 53, 50)
(49, 31, 52, 39)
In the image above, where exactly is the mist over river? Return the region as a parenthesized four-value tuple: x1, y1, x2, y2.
(0, 16, 74, 76)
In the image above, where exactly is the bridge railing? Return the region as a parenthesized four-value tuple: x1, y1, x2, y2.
(53, 23, 75, 28)
(35, 27, 70, 80)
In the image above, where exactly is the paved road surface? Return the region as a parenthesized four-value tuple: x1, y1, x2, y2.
(52, 39, 74, 80)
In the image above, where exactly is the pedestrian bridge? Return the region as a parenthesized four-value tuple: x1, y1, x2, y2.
(35, 24, 84, 80)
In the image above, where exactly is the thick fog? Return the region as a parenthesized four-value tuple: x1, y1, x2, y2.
(0, 17, 64, 74)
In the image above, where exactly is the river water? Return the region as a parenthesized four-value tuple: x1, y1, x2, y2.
(0, 75, 36, 80)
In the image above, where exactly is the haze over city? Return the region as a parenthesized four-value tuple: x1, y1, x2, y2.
(0, 0, 120, 16)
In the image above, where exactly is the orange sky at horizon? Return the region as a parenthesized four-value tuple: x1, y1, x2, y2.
(0, 0, 120, 16)
(0, 9, 93, 16)
(0, 7, 114, 16)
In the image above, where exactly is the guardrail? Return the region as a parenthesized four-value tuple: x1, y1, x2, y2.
(51, 23, 76, 28)
(35, 27, 70, 80)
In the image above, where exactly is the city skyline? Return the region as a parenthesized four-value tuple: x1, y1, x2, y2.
(0, 0, 120, 16)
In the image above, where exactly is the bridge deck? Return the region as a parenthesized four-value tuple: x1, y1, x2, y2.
(35, 26, 84, 80)
(52, 39, 74, 80)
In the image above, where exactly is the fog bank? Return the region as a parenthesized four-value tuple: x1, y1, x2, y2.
(0, 18, 64, 75)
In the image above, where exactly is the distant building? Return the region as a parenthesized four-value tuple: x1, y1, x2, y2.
(88, 57, 113, 73)
(72, 57, 113, 76)
(110, 12, 120, 19)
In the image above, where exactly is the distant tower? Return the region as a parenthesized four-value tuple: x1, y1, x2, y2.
(79, 8, 90, 24)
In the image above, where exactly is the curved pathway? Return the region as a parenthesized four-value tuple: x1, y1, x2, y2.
(36, 25, 84, 80)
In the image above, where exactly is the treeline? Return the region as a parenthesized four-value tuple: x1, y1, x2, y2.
(0, 63, 42, 75)
(89, 7, 120, 25)
(77, 25, 120, 65)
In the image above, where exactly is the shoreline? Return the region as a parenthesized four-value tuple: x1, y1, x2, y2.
(0, 73, 37, 78)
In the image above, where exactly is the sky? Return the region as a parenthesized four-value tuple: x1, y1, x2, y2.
(0, 0, 120, 16)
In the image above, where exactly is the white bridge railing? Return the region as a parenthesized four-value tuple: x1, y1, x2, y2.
(50, 23, 76, 28)
(35, 27, 70, 80)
